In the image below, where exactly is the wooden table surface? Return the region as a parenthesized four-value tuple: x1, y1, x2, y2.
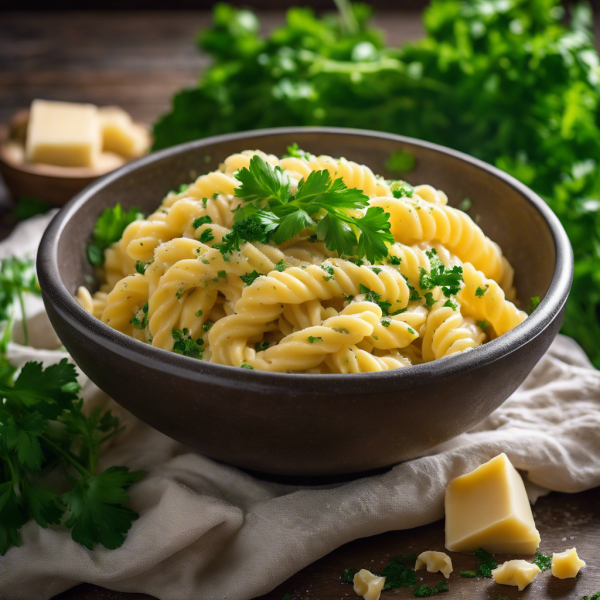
(2, 9, 600, 600)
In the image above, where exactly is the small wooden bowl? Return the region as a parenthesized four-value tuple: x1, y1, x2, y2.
(0, 110, 151, 206)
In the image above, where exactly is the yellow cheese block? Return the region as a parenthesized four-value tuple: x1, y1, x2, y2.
(492, 559, 541, 591)
(552, 548, 585, 579)
(99, 106, 147, 158)
(445, 453, 540, 553)
(26, 99, 101, 167)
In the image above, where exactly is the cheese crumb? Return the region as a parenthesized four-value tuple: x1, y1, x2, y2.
(415, 551, 453, 578)
(492, 559, 541, 591)
(353, 569, 385, 600)
(445, 453, 540, 553)
(551, 548, 585, 579)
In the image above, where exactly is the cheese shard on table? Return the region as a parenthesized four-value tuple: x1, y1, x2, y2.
(26, 100, 101, 167)
(552, 548, 585, 579)
(353, 569, 385, 600)
(492, 559, 541, 591)
(99, 106, 147, 158)
(415, 551, 453, 578)
(445, 453, 541, 553)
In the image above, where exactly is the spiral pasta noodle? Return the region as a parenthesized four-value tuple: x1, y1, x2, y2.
(79, 148, 529, 373)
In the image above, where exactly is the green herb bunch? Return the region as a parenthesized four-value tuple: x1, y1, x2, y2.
(153, 0, 600, 367)
(0, 258, 143, 555)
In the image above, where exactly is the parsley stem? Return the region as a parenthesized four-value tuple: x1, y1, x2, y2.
(1, 452, 19, 486)
(15, 286, 29, 347)
(98, 425, 126, 446)
(41, 436, 90, 478)
(333, 0, 358, 35)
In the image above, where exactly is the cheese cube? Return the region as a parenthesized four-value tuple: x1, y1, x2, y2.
(99, 106, 147, 158)
(445, 453, 540, 553)
(415, 551, 453, 578)
(552, 548, 585, 579)
(492, 559, 540, 591)
(353, 569, 385, 600)
(26, 100, 101, 167)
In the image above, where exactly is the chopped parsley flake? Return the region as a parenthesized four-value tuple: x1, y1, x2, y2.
(240, 270, 261, 286)
(135, 260, 152, 275)
(477, 320, 490, 330)
(388, 255, 402, 265)
(240, 364, 254, 369)
(308, 336, 323, 343)
(333, 327, 350, 334)
(424, 291, 435, 308)
(459, 571, 477, 578)
(413, 579, 449, 597)
(419, 249, 463, 296)
(443, 298, 458, 310)
(381, 319, 390, 327)
(199, 228, 214, 243)
(217, 270, 226, 278)
(193, 215, 212, 228)
(202, 321, 214, 332)
(130, 302, 148, 330)
(172, 328, 204, 359)
(372, 267, 382, 274)
(195, 310, 203, 317)
(473, 548, 498, 578)
(407, 327, 416, 335)
(274, 259, 286, 272)
(390, 180, 414, 199)
(359, 284, 392, 315)
(402, 275, 422, 302)
(533, 551, 552, 572)
(254, 341, 270, 352)
(475, 285, 488, 297)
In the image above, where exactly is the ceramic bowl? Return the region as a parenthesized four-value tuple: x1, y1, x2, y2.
(37, 127, 573, 476)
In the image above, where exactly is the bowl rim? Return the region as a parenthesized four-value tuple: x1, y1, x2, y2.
(37, 126, 574, 394)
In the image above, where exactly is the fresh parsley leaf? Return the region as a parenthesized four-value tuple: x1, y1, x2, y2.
(2, 412, 45, 470)
(21, 478, 64, 529)
(0, 481, 26, 555)
(381, 554, 418, 589)
(236, 156, 291, 205)
(424, 292, 435, 308)
(354, 207, 394, 263)
(62, 466, 143, 550)
(419, 251, 463, 297)
(87, 205, 144, 266)
(13, 196, 51, 221)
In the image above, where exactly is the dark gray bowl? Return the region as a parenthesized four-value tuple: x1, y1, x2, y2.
(37, 127, 573, 476)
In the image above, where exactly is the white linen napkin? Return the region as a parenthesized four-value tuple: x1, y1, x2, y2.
(1, 214, 599, 600)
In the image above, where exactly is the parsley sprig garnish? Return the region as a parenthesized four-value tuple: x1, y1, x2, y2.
(87, 204, 144, 266)
(0, 360, 143, 554)
(217, 156, 394, 262)
(419, 249, 463, 297)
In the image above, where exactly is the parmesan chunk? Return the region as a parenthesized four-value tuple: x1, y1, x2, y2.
(445, 453, 541, 553)
(552, 548, 585, 579)
(353, 569, 385, 600)
(99, 106, 147, 158)
(26, 100, 101, 167)
(415, 551, 453, 578)
(492, 559, 540, 591)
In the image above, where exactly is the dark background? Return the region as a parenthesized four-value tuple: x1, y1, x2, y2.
(2, 0, 597, 10)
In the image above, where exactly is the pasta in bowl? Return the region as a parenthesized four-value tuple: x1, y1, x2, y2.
(37, 128, 572, 475)
(75, 148, 526, 374)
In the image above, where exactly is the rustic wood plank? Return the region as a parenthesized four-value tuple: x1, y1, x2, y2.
(52, 488, 600, 600)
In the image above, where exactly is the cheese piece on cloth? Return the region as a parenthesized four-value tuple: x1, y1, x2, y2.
(445, 453, 540, 553)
